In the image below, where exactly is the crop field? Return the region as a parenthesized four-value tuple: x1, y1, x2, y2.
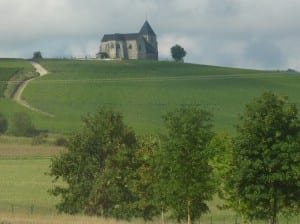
(19, 59, 300, 134)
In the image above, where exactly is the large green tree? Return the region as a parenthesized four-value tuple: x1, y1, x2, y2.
(156, 106, 216, 224)
(49, 108, 159, 220)
(226, 92, 300, 224)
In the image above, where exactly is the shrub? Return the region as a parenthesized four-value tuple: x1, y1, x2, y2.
(54, 136, 68, 146)
(32, 134, 48, 145)
(9, 112, 37, 137)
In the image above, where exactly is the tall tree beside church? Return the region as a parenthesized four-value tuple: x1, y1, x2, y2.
(226, 92, 300, 224)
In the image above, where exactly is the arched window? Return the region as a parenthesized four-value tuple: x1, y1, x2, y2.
(128, 44, 132, 49)
(116, 43, 120, 49)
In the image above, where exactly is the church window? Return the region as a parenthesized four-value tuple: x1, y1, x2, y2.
(116, 43, 120, 49)
(128, 44, 132, 49)
(111, 43, 114, 48)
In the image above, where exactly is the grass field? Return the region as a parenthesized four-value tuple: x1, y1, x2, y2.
(0, 59, 36, 98)
(0, 59, 300, 223)
(1, 149, 298, 223)
(18, 59, 300, 134)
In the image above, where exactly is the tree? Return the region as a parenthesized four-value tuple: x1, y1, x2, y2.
(171, 44, 186, 62)
(156, 106, 216, 224)
(32, 51, 42, 61)
(226, 92, 300, 224)
(9, 112, 36, 137)
(49, 108, 159, 220)
(0, 113, 8, 134)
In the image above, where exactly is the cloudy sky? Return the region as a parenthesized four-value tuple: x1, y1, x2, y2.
(1, 0, 299, 70)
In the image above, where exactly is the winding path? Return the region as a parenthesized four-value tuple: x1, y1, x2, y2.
(13, 62, 55, 117)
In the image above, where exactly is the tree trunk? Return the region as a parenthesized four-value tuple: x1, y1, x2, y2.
(187, 200, 191, 224)
(161, 207, 165, 224)
(270, 189, 278, 224)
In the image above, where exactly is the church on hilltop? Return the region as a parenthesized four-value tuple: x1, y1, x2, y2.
(97, 21, 158, 60)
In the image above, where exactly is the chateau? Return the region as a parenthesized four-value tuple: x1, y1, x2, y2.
(97, 21, 158, 60)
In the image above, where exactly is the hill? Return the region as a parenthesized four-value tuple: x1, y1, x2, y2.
(15, 59, 299, 134)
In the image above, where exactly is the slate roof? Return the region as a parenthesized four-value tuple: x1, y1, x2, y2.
(102, 33, 140, 42)
(139, 20, 156, 36)
(101, 21, 156, 42)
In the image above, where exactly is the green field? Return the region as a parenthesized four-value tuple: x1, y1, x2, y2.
(0, 59, 34, 97)
(19, 59, 300, 134)
(1, 59, 300, 223)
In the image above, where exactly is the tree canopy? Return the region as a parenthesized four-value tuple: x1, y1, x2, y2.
(156, 106, 216, 224)
(49, 108, 158, 220)
(225, 92, 300, 224)
(171, 44, 187, 62)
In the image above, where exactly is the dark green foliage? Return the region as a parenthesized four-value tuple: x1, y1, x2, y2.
(226, 92, 300, 223)
(9, 112, 37, 137)
(0, 112, 8, 133)
(49, 108, 159, 220)
(54, 136, 68, 146)
(171, 44, 186, 62)
(156, 106, 216, 223)
(32, 51, 42, 61)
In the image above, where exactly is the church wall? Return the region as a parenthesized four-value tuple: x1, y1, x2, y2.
(126, 40, 139, 59)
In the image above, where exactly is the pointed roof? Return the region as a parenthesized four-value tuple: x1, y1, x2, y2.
(139, 20, 156, 36)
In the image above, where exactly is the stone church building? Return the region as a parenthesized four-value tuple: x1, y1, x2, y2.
(97, 21, 158, 60)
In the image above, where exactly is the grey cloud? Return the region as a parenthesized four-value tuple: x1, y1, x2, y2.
(0, 0, 300, 70)
(244, 39, 285, 69)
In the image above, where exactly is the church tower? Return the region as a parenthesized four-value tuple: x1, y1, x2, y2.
(139, 20, 158, 60)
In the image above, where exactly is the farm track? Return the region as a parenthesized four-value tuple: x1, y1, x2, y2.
(13, 62, 54, 118)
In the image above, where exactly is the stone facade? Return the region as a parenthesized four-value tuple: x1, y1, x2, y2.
(97, 21, 158, 60)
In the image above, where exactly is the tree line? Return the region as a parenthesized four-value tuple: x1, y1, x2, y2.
(49, 91, 300, 224)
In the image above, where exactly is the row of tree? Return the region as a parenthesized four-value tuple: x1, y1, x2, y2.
(49, 92, 300, 224)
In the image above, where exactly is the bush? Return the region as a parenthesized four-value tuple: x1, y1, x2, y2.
(32, 134, 48, 145)
(9, 112, 37, 137)
(54, 137, 68, 146)
(0, 113, 8, 134)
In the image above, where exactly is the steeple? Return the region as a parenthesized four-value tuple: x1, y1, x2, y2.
(139, 20, 156, 36)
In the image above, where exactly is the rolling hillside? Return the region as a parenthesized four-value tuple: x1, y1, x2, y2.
(17, 59, 300, 134)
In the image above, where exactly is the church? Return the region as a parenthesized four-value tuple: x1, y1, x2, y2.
(97, 21, 158, 60)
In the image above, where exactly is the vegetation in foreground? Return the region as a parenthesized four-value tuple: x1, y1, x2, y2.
(49, 92, 300, 224)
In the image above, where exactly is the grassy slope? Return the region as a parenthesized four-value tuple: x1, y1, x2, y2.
(0, 59, 300, 222)
(22, 59, 300, 134)
(0, 59, 34, 97)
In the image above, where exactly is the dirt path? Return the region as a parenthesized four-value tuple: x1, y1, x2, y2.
(13, 62, 54, 117)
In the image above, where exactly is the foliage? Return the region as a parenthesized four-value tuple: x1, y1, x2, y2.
(0, 112, 8, 134)
(171, 44, 186, 62)
(225, 91, 300, 223)
(54, 136, 68, 146)
(209, 132, 234, 208)
(156, 106, 216, 223)
(33, 51, 43, 61)
(9, 112, 37, 137)
(49, 108, 159, 220)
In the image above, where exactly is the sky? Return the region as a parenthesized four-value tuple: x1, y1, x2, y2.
(0, 0, 300, 70)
